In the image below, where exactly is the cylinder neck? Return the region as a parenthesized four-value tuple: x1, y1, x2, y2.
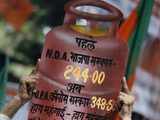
(70, 19, 119, 37)
(64, 0, 123, 37)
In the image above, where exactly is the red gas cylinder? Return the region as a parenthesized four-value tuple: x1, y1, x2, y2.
(28, 0, 128, 120)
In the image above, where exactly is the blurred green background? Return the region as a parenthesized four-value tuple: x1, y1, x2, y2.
(0, 0, 68, 83)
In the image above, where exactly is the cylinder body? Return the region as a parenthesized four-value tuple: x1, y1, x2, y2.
(28, 25, 128, 120)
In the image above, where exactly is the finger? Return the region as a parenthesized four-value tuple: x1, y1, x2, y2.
(28, 74, 40, 79)
(27, 79, 37, 84)
(31, 59, 40, 74)
(26, 79, 37, 87)
(25, 80, 37, 87)
(119, 92, 135, 105)
(23, 74, 39, 83)
(119, 92, 127, 102)
(121, 77, 130, 94)
(119, 96, 131, 105)
(21, 75, 34, 83)
(22, 77, 36, 87)
(19, 79, 27, 94)
(119, 92, 128, 97)
(20, 74, 39, 92)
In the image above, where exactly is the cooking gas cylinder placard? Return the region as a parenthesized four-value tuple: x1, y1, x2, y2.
(27, 31, 127, 120)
